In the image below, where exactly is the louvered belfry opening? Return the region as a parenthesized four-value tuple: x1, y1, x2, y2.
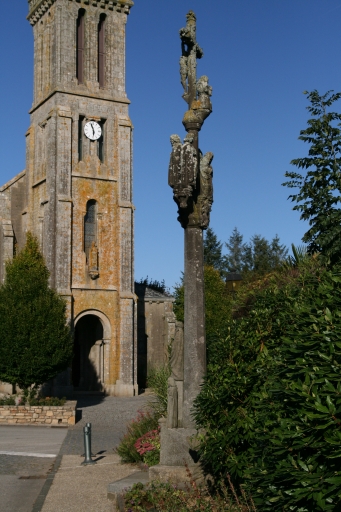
(77, 9, 85, 84)
(98, 14, 106, 88)
(84, 200, 97, 262)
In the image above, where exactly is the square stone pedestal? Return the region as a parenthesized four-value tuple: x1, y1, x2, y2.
(149, 418, 204, 485)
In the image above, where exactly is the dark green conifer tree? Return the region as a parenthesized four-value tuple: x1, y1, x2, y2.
(225, 229, 287, 276)
(204, 228, 227, 276)
(0, 233, 72, 391)
(224, 227, 245, 272)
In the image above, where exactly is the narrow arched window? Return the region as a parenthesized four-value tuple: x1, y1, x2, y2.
(84, 200, 97, 261)
(98, 14, 106, 88)
(77, 9, 85, 84)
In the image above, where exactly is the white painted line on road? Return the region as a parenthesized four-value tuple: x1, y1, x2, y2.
(0, 451, 56, 458)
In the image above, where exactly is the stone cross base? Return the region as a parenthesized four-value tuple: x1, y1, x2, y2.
(149, 418, 204, 485)
(150, 465, 198, 485)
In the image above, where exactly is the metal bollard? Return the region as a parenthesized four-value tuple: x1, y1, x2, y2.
(81, 423, 95, 457)
(82, 424, 96, 465)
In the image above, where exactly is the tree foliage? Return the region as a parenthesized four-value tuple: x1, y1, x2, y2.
(173, 266, 232, 337)
(204, 228, 227, 276)
(195, 258, 341, 510)
(225, 228, 287, 275)
(224, 227, 245, 272)
(0, 233, 73, 390)
(283, 90, 341, 264)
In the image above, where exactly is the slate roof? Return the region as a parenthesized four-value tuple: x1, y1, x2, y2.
(134, 283, 174, 300)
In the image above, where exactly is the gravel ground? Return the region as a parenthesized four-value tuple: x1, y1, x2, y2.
(40, 455, 140, 512)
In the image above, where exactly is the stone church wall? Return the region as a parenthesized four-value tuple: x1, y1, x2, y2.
(0, 171, 26, 282)
(135, 284, 177, 389)
(0, 0, 137, 397)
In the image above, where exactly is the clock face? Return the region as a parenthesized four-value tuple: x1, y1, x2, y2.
(84, 121, 102, 141)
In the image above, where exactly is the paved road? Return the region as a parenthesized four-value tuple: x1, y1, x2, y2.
(0, 394, 149, 512)
(60, 395, 149, 456)
(0, 426, 67, 512)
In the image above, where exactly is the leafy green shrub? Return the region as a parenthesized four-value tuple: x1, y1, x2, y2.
(0, 233, 73, 391)
(0, 397, 15, 406)
(117, 411, 159, 464)
(195, 259, 341, 510)
(174, 266, 233, 336)
(123, 475, 256, 511)
(146, 365, 171, 418)
(117, 365, 171, 467)
(28, 396, 66, 406)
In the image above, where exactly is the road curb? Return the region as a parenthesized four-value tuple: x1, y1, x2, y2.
(31, 453, 63, 512)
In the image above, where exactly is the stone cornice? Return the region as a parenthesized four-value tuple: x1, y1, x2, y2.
(29, 87, 130, 114)
(28, 0, 134, 25)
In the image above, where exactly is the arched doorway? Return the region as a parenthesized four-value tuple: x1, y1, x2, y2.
(72, 314, 104, 391)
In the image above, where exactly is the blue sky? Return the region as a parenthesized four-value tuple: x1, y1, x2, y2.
(1, 1, 341, 290)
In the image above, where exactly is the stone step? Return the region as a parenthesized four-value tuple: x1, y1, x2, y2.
(107, 470, 149, 511)
(72, 391, 105, 396)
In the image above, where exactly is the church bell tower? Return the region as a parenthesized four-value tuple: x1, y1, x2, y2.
(24, 0, 136, 396)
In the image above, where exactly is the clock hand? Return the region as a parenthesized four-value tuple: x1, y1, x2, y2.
(91, 122, 95, 136)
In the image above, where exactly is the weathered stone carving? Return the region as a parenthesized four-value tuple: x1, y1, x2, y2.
(197, 75, 213, 105)
(168, 135, 182, 190)
(169, 10, 214, 231)
(89, 241, 99, 279)
(179, 11, 204, 106)
(168, 134, 198, 211)
(183, 75, 213, 127)
(198, 152, 214, 229)
(167, 377, 178, 428)
(170, 321, 184, 381)
(169, 135, 214, 229)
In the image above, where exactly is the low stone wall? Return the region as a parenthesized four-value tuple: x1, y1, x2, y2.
(0, 401, 77, 426)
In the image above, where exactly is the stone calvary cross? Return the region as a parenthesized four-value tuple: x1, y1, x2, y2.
(149, 11, 215, 485)
(168, 10, 214, 430)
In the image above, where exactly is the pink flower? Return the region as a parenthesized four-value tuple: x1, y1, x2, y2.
(134, 428, 160, 455)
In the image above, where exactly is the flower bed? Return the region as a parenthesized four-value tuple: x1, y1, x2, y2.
(0, 400, 77, 426)
(134, 428, 160, 467)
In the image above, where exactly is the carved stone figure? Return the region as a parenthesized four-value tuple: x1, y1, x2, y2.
(167, 377, 178, 428)
(179, 10, 203, 105)
(170, 321, 184, 381)
(180, 56, 188, 92)
(168, 134, 182, 189)
(89, 241, 99, 279)
(198, 152, 214, 228)
(196, 75, 212, 103)
(179, 10, 197, 47)
(183, 76, 213, 128)
(181, 133, 197, 192)
(195, 75, 212, 115)
(170, 133, 198, 210)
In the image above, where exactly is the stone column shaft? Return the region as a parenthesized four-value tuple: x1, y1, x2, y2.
(183, 226, 206, 428)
